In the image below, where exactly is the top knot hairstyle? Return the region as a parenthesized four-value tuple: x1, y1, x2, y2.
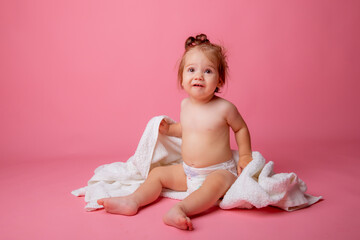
(178, 34, 228, 93)
(185, 34, 210, 49)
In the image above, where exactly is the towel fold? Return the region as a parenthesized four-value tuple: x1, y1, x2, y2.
(72, 116, 321, 211)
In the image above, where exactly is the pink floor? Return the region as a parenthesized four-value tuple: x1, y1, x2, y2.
(1, 139, 359, 240)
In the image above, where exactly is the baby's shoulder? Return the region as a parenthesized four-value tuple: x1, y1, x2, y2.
(214, 97, 238, 112)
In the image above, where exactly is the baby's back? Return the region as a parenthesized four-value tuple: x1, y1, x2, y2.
(180, 97, 233, 168)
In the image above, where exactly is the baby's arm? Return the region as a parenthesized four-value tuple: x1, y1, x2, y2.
(226, 103, 252, 174)
(159, 119, 182, 138)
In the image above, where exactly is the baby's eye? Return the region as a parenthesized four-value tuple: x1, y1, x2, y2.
(188, 68, 195, 72)
(205, 69, 212, 74)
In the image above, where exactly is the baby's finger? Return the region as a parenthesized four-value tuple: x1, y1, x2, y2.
(237, 166, 242, 175)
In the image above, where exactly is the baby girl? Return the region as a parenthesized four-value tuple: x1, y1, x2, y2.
(98, 34, 253, 230)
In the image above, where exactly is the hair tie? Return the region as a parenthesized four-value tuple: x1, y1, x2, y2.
(196, 34, 209, 44)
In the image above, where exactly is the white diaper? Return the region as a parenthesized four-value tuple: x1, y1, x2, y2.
(182, 159, 238, 194)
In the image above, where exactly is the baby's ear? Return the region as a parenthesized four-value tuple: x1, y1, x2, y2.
(217, 78, 225, 88)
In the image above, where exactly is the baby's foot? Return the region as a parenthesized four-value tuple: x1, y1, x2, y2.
(97, 196, 139, 216)
(163, 204, 193, 231)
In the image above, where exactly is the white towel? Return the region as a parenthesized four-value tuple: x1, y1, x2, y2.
(72, 116, 322, 211)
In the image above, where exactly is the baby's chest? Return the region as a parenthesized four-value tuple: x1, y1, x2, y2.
(181, 110, 227, 132)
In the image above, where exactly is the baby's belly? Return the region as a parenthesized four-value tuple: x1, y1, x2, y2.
(181, 134, 233, 168)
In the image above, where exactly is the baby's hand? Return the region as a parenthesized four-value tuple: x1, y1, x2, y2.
(159, 119, 170, 135)
(237, 155, 253, 175)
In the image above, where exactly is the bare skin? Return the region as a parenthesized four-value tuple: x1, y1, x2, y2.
(98, 48, 252, 230)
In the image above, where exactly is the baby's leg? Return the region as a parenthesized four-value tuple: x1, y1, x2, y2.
(98, 164, 187, 215)
(163, 169, 236, 229)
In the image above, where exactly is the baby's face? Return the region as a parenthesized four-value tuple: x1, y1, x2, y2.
(182, 49, 221, 101)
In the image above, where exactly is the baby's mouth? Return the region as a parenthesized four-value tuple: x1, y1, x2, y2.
(192, 84, 204, 87)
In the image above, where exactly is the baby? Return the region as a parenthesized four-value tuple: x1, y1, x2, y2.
(98, 34, 252, 230)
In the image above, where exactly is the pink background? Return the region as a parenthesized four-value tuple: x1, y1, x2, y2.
(1, 0, 359, 239)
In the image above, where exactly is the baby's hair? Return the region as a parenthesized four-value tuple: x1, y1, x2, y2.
(178, 34, 228, 93)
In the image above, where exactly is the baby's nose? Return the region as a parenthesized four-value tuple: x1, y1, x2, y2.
(194, 73, 204, 80)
